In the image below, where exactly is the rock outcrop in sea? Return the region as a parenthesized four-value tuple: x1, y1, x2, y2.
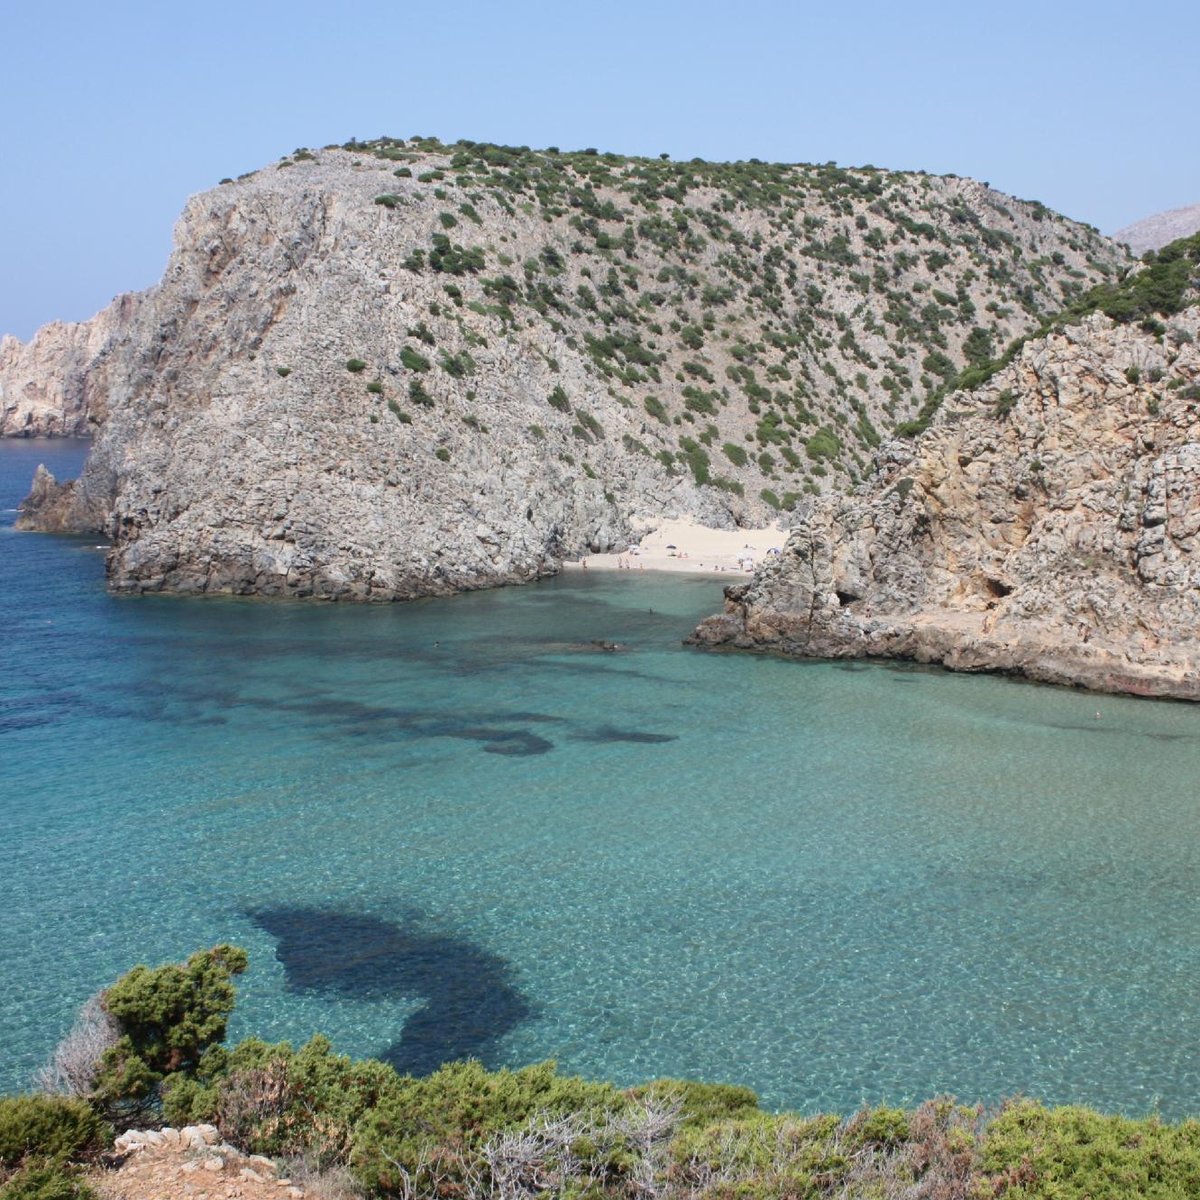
(6, 138, 1124, 599)
(690, 308, 1200, 699)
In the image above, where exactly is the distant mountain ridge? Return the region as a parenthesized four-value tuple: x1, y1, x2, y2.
(1114, 202, 1200, 255)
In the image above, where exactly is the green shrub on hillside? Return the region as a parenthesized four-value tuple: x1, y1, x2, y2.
(643, 395, 668, 423)
(400, 347, 431, 372)
(0, 1099, 105, 1169)
(428, 235, 485, 275)
(805, 427, 842, 461)
(574, 408, 604, 440)
(677, 437, 711, 485)
(0, 1160, 97, 1200)
(90, 946, 246, 1120)
(1075, 232, 1200, 326)
(438, 350, 475, 378)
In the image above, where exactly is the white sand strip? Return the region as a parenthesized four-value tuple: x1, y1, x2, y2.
(561, 517, 787, 577)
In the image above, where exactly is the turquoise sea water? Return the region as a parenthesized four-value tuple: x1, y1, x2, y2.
(2, 439, 1200, 1117)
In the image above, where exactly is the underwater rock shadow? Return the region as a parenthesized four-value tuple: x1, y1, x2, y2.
(455, 727, 555, 755)
(249, 907, 533, 1075)
(263, 693, 687, 755)
(569, 725, 678, 745)
(263, 695, 561, 756)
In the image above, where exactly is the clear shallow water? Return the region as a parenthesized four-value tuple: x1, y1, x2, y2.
(2, 439, 1200, 1117)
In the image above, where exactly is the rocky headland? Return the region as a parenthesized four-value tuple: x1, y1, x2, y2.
(7, 137, 1124, 599)
(0, 294, 141, 437)
(690, 302, 1200, 700)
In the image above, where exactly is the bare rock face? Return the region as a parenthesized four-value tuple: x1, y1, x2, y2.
(1115, 203, 1200, 257)
(691, 310, 1200, 700)
(9, 142, 1126, 600)
(0, 294, 140, 437)
(15, 465, 82, 533)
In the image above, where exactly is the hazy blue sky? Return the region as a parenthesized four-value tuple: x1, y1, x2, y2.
(4, 0, 1197, 340)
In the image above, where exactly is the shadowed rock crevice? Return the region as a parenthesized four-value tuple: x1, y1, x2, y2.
(249, 907, 532, 1075)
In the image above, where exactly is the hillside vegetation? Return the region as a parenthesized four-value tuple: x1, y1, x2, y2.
(900, 229, 1200, 435)
(303, 134, 1123, 501)
(7, 947, 1200, 1200)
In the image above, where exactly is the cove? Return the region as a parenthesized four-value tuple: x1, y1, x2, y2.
(3, 439, 1200, 1118)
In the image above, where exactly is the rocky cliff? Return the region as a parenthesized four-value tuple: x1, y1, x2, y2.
(10, 138, 1126, 598)
(690, 307, 1200, 699)
(0, 294, 140, 437)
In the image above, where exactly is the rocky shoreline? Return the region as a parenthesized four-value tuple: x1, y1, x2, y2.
(7, 140, 1197, 700)
(690, 309, 1200, 700)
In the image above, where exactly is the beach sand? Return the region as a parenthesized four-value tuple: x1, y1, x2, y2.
(561, 517, 787, 577)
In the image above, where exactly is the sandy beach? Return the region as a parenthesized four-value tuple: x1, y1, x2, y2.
(561, 517, 788, 577)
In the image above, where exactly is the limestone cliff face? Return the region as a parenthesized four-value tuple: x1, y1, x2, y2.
(11, 142, 1125, 599)
(691, 310, 1200, 699)
(0, 294, 140, 437)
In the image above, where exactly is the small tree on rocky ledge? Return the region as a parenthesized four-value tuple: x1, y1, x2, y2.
(51, 945, 248, 1125)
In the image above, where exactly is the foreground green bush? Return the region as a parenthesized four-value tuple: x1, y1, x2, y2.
(351, 1059, 625, 1195)
(982, 1100, 1200, 1198)
(165, 1034, 401, 1169)
(91, 945, 246, 1120)
(631, 1078, 760, 1129)
(0, 1161, 97, 1200)
(0, 1098, 104, 1169)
